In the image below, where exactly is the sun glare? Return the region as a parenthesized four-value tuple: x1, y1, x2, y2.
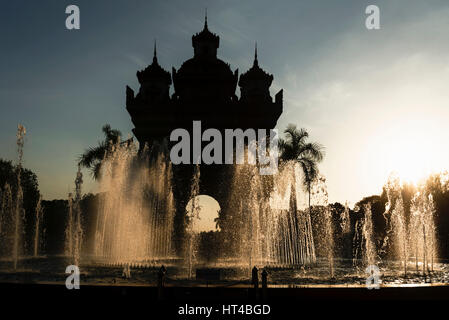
(363, 114, 447, 187)
(384, 133, 434, 185)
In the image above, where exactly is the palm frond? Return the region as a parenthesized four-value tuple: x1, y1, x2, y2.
(300, 142, 325, 162)
(78, 143, 107, 168)
(92, 161, 103, 180)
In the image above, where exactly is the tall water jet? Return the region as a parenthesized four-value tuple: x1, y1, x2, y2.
(382, 174, 408, 274)
(0, 184, 13, 258)
(226, 163, 265, 268)
(340, 202, 350, 235)
(13, 124, 26, 270)
(310, 175, 334, 277)
(65, 166, 84, 265)
(361, 203, 376, 266)
(353, 203, 376, 268)
(410, 190, 437, 274)
(323, 207, 334, 277)
(186, 165, 200, 278)
(33, 195, 43, 257)
(267, 161, 316, 266)
(339, 202, 352, 261)
(225, 160, 316, 268)
(93, 141, 175, 265)
(73, 166, 83, 265)
(65, 193, 74, 259)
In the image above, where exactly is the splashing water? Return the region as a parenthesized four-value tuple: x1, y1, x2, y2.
(362, 203, 376, 266)
(352, 203, 377, 269)
(186, 165, 200, 278)
(340, 202, 350, 235)
(12, 125, 26, 270)
(93, 141, 175, 266)
(410, 191, 437, 274)
(65, 166, 84, 265)
(0, 184, 13, 258)
(33, 195, 43, 257)
(382, 174, 408, 274)
(381, 174, 438, 275)
(223, 161, 316, 268)
(310, 174, 334, 277)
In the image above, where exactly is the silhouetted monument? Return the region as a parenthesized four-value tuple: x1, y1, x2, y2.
(125, 15, 283, 253)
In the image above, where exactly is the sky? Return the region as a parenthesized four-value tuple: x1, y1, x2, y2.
(1, 0, 449, 206)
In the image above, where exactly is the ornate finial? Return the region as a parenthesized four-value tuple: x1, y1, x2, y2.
(153, 39, 158, 64)
(254, 42, 258, 67)
(204, 8, 208, 30)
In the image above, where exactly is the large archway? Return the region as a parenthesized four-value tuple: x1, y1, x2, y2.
(186, 195, 221, 233)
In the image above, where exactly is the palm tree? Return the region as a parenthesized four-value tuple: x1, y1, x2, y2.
(279, 124, 324, 264)
(279, 124, 324, 208)
(78, 124, 128, 180)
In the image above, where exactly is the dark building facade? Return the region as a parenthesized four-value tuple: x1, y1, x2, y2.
(125, 17, 283, 253)
(126, 16, 282, 145)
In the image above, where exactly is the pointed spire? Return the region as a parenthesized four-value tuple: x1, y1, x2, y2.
(254, 42, 259, 67)
(153, 39, 158, 64)
(204, 8, 208, 30)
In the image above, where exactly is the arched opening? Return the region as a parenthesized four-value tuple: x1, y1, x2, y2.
(186, 195, 221, 233)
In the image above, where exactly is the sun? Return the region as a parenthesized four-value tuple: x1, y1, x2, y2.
(384, 134, 433, 185)
(364, 115, 447, 187)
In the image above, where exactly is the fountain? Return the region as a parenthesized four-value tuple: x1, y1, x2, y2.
(352, 203, 376, 268)
(380, 174, 438, 276)
(382, 174, 408, 274)
(0, 125, 27, 269)
(33, 195, 43, 257)
(222, 160, 317, 269)
(309, 175, 334, 277)
(410, 190, 437, 274)
(0, 184, 13, 258)
(65, 166, 84, 266)
(0, 125, 446, 288)
(186, 165, 200, 278)
(361, 203, 376, 266)
(93, 141, 175, 266)
(88, 146, 319, 274)
(12, 125, 26, 270)
(340, 202, 350, 235)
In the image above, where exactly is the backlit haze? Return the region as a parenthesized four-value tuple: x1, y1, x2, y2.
(1, 0, 449, 207)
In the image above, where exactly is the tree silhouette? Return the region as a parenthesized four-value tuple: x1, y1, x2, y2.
(279, 124, 324, 211)
(78, 124, 125, 180)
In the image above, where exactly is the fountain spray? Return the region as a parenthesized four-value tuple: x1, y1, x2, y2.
(0, 184, 13, 256)
(65, 166, 84, 265)
(410, 191, 437, 276)
(93, 140, 175, 266)
(33, 195, 43, 257)
(13, 124, 26, 270)
(187, 165, 200, 279)
(383, 175, 408, 276)
(310, 175, 334, 277)
(362, 203, 376, 266)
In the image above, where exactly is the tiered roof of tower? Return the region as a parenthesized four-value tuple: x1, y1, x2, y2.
(126, 14, 282, 144)
(192, 13, 220, 49)
(136, 41, 172, 85)
(239, 44, 273, 88)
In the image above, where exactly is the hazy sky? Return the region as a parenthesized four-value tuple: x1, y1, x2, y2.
(1, 0, 449, 205)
